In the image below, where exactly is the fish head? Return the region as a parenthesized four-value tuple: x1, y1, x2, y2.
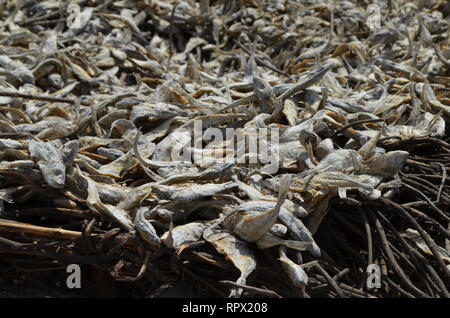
(383, 150, 409, 171)
(365, 150, 409, 176)
(298, 129, 320, 147)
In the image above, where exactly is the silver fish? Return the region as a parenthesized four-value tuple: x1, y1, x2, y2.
(28, 139, 65, 189)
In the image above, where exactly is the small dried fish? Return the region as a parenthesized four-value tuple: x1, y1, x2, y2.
(135, 206, 161, 246)
(75, 167, 133, 231)
(278, 208, 321, 257)
(203, 227, 257, 298)
(62, 140, 79, 168)
(152, 182, 237, 201)
(278, 246, 308, 288)
(223, 175, 291, 242)
(361, 151, 409, 177)
(256, 232, 310, 251)
(161, 221, 207, 249)
(28, 139, 65, 189)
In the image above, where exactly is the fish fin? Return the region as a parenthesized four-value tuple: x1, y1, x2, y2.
(282, 240, 309, 251)
(273, 175, 292, 212)
(165, 221, 174, 248)
(277, 257, 292, 265)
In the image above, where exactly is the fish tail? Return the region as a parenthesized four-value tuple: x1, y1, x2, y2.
(282, 240, 309, 251)
(274, 175, 292, 213)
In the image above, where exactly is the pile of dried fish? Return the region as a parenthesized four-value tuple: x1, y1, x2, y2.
(0, 0, 449, 298)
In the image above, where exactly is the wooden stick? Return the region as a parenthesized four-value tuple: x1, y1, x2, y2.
(332, 118, 385, 137)
(0, 91, 75, 104)
(359, 207, 373, 265)
(114, 252, 151, 282)
(370, 212, 431, 298)
(233, 39, 290, 77)
(17, 207, 93, 219)
(381, 199, 450, 279)
(314, 263, 345, 298)
(220, 280, 283, 298)
(78, 149, 111, 163)
(401, 182, 450, 222)
(167, 2, 180, 71)
(437, 163, 447, 203)
(0, 218, 84, 240)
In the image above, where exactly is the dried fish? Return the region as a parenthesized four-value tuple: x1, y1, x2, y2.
(152, 182, 237, 201)
(203, 227, 257, 298)
(278, 246, 308, 288)
(256, 233, 310, 251)
(135, 206, 161, 246)
(75, 167, 133, 231)
(161, 221, 207, 249)
(223, 175, 291, 242)
(28, 139, 65, 189)
(0, 0, 448, 299)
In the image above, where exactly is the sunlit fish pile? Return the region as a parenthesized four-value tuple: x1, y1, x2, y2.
(0, 0, 448, 297)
